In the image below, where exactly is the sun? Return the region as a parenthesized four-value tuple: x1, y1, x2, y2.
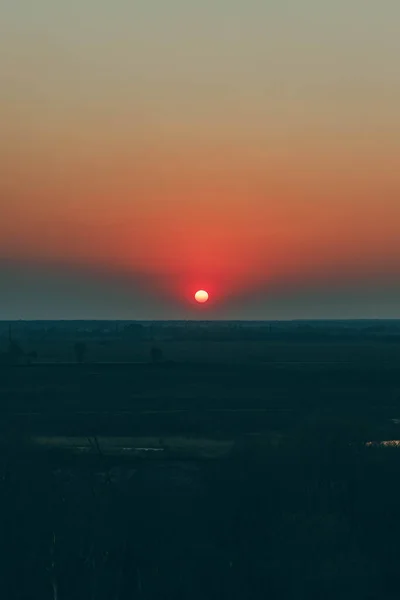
(194, 289, 209, 303)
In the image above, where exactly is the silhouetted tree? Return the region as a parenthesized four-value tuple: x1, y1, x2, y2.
(74, 342, 87, 364)
(150, 346, 163, 364)
(26, 351, 38, 365)
(8, 340, 24, 365)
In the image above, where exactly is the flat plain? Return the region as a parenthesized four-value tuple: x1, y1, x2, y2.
(1, 321, 400, 599)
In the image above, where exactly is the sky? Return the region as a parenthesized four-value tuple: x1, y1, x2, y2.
(1, 0, 399, 319)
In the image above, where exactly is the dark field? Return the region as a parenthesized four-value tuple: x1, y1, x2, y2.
(1, 320, 400, 599)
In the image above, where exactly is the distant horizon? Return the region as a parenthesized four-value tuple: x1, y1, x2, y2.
(2, 318, 400, 324)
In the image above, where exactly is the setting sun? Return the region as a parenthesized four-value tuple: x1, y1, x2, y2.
(195, 290, 209, 303)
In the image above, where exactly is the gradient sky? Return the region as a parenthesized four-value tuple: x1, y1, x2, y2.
(1, 1, 399, 318)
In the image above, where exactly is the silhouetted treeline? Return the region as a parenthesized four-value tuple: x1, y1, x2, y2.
(2, 319, 400, 345)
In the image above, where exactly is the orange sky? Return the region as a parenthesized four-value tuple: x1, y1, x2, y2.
(1, 1, 400, 317)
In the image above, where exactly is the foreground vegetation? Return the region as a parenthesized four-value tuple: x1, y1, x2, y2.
(1, 420, 400, 599)
(1, 320, 399, 598)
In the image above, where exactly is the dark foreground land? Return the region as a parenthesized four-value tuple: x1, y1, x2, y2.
(1, 320, 400, 599)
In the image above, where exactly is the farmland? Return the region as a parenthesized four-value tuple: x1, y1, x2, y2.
(1, 320, 400, 598)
